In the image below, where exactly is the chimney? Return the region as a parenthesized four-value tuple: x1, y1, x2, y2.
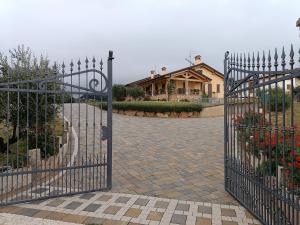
(150, 70, 155, 79)
(194, 55, 201, 65)
(161, 66, 167, 75)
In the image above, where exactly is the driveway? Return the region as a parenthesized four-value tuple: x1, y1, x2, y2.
(64, 103, 236, 205)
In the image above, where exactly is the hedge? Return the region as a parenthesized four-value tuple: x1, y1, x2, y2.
(91, 101, 203, 113)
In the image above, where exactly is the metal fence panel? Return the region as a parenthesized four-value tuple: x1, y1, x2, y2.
(224, 47, 300, 225)
(0, 51, 113, 205)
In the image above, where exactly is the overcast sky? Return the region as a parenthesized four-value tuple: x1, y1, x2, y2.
(1, 0, 299, 84)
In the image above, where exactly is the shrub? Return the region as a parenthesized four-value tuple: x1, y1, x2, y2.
(112, 84, 127, 101)
(258, 88, 291, 112)
(92, 101, 202, 113)
(256, 160, 277, 177)
(167, 82, 175, 101)
(126, 87, 144, 100)
(180, 99, 190, 102)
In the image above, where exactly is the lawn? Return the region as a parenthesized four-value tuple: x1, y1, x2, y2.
(270, 101, 300, 128)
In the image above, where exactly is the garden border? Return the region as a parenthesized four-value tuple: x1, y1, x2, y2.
(112, 105, 224, 118)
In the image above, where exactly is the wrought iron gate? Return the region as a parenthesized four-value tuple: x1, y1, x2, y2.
(0, 51, 113, 205)
(224, 46, 300, 224)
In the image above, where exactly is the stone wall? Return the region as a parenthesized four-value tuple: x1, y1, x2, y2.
(150, 94, 201, 101)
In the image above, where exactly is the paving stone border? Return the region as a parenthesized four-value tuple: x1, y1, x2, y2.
(0, 191, 261, 225)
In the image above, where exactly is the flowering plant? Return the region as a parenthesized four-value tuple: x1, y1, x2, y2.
(234, 111, 300, 191)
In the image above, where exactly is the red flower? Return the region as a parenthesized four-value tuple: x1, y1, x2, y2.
(289, 150, 297, 157)
(288, 161, 300, 168)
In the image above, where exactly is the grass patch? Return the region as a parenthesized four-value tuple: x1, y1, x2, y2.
(90, 100, 203, 113)
(270, 101, 300, 128)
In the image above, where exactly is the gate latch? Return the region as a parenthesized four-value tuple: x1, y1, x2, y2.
(101, 126, 108, 140)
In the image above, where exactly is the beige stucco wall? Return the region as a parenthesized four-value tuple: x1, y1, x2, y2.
(188, 82, 202, 90)
(194, 66, 224, 98)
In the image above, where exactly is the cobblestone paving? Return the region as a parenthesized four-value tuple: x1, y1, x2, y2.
(64, 104, 236, 205)
(0, 192, 260, 225)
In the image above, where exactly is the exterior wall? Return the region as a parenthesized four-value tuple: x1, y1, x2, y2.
(189, 82, 202, 92)
(171, 80, 203, 95)
(295, 78, 300, 88)
(194, 66, 224, 98)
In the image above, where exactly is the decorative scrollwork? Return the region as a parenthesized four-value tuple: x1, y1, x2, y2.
(89, 78, 100, 92)
(36, 69, 108, 95)
(253, 73, 259, 86)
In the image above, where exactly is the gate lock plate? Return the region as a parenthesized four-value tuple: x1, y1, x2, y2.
(101, 126, 108, 140)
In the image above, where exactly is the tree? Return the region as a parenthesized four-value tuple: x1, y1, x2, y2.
(167, 81, 175, 101)
(0, 45, 60, 156)
(112, 84, 126, 101)
(126, 87, 144, 100)
(258, 88, 291, 112)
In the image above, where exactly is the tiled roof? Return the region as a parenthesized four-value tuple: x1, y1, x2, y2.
(126, 63, 223, 86)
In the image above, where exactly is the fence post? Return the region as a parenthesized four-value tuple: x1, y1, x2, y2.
(107, 50, 113, 189)
(224, 51, 229, 190)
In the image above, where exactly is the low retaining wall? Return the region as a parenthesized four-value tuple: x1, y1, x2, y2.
(113, 105, 224, 118)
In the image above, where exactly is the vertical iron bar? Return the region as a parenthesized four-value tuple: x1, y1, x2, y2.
(224, 52, 229, 191)
(107, 51, 113, 189)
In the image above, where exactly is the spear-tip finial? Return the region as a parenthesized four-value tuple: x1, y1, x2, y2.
(290, 44, 294, 66)
(100, 59, 103, 70)
(281, 46, 286, 67)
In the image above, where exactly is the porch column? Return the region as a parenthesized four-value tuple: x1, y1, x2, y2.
(185, 75, 189, 95)
(151, 82, 154, 96)
(165, 81, 168, 94)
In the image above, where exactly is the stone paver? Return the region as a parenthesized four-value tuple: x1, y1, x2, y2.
(171, 214, 187, 225)
(0, 213, 80, 225)
(64, 104, 235, 205)
(83, 203, 102, 212)
(154, 200, 169, 209)
(0, 104, 263, 224)
(0, 192, 261, 225)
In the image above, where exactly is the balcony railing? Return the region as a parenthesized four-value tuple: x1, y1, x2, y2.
(177, 88, 200, 95)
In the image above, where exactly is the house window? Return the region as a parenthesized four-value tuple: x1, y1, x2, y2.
(217, 84, 220, 93)
(287, 84, 291, 90)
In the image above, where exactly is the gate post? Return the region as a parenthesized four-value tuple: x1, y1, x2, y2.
(223, 51, 229, 190)
(107, 50, 114, 189)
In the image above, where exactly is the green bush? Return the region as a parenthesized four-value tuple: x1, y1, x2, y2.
(92, 101, 203, 113)
(180, 99, 190, 102)
(258, 88, 291, 112)
(112, 84, 127, 101)
(126, 87, 144, 100)
(256, 160, 277, 177)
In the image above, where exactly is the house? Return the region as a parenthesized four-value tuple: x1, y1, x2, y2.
(126, 55, 224, 101)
